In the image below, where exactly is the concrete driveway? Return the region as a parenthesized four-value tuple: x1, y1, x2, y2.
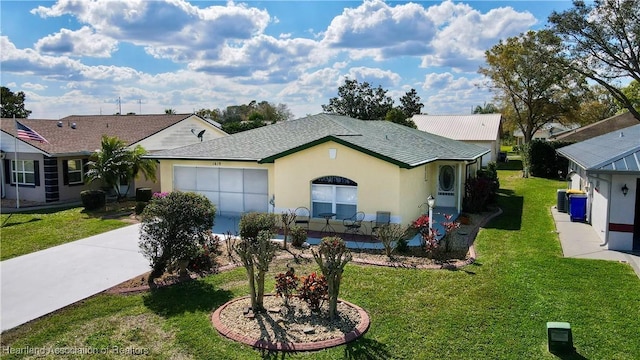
(0, 224, 150, 332)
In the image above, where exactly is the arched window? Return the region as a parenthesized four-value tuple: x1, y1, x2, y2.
(311, 176, 357, 220)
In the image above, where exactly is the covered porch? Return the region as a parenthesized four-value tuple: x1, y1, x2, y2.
(212, 207, 460, 250)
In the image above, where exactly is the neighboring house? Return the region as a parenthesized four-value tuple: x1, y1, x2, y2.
(147, 113, 489, 229)
(514, 122, 579, 147)
(412, 114, 502, 167)
(0, 114, 227, 204)
(556, 123, 640, 251)
(550, 112, 639, 142)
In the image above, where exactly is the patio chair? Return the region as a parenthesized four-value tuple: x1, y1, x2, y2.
(371, 211, 391, 239)
(343, 211, 365, 239)
(294, 207, 310, 230)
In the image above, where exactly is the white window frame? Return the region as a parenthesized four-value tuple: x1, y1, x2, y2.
(311, 184, 357, 220)
(12, 160, 35, 185)
(67, 159, 83, 185)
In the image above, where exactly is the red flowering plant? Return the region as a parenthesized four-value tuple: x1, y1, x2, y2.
(274, 267, 299, 306)
(440, 214, 461, 253)
(298, 272, 328, 312)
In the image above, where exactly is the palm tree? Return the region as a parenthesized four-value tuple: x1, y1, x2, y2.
(86, 136, 156, 200)
(121, 145, 157, 197)
(86, 136, 130, 199)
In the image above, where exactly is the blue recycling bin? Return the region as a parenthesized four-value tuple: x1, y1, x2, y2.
(569, 194, 587, 222)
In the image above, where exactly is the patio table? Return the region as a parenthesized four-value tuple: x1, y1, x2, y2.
(318, 212, 337, 235)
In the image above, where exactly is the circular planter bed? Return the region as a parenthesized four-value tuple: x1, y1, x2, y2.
(212, 294, 370, 352)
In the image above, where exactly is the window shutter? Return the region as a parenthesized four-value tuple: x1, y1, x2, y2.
(4, 159, 11, 184)
(34, 160, 40, 186)
(62, 160, 69, 185)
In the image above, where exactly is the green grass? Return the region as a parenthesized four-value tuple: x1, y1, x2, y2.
(2, 173, 639, 359)
(0, 204, 132, 260)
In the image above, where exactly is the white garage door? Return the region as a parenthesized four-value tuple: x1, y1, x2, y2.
(173, 166, 268, 216)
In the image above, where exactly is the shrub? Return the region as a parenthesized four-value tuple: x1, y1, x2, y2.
(80, 190, 106, 211)
(188, 233, 220, 275)
(275, 267, 299, 306)
(239, 212, 277, 242)
(376, 223, 408, 258)
(463, 164, 499, 213)
(135, 201, 147, 215)
(298, 272, 328, 312)
(312, 237, 352, 319)
(527, 140, 573, 179)
(138, 191, 216, 287)
(290, 226, 307, 247)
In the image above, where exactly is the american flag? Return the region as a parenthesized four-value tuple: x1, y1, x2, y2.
(16, 120, 49, 143)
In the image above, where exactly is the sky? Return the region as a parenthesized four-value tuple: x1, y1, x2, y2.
(0, 0, 576, 120)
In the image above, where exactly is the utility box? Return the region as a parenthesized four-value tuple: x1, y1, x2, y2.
(547, 322, 574, 353)
(569, 194, 587, 222)
(557, 189, 568, 213)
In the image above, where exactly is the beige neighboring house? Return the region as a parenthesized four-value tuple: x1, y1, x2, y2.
(513, 122, 579, 147)
(412, 114, 502, 167)
(550, 112, 639, 143)
(147, 113, 489, 228)
(0, 114, 227, 205)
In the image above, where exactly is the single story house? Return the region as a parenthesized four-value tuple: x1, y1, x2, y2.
(411, 114, 502, 167)
(556, 123, 640, 251)
(514, 122, 579, 147)
(147, 113, 489, 230)
(550, 111, 638, 142)
(0, 114, 227, 205)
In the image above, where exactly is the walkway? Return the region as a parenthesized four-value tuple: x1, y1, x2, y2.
(0, 224, 149, 332)
(551, 207, 640, 278)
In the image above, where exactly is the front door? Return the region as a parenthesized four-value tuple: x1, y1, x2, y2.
(634, 178, 640, 251)
(437, 165, 456, 208)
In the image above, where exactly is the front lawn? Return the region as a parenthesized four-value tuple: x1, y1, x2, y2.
(0, 203, 134, 260)
(2, 172, 639, 359)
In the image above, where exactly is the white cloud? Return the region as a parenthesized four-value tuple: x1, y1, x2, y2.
(343, 67, 401, 88)
(421, 72, 491, 114)
(31, 0, 272, 63)
(34, 26, 118, 57)
(21, 82, 47, 91)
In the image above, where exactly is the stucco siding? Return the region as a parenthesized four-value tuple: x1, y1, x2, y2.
(399, 165, 429, 226)
(273, 141, 401, 225)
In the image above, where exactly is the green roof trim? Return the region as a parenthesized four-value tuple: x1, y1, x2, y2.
(259, 135, 412, 168)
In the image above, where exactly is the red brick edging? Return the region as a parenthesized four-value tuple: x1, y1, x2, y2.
(211, 295, 370, 352)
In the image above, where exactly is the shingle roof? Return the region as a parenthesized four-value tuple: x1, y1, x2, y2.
(412, 114, 502, 141)
(551, 112, 639, 142)
(0, 114, 201, 155)
(148, 113, 489, 168)
(556, 123, 640, 173)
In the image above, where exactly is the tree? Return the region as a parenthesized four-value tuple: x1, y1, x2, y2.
(311, 237, 352, 320)
(574, 85, 619, 125)
(322, 78, 394, 120)
(1, 86, 31, 118)
(398, 88, 424, 118)
(385, 108, 417, 128)
(479, 30, 586, 146)
(85, 136, 156, 200)
(164, 108, 176, 114)
(549, 0, 640, 121)
(139, 192, 216, 287)
(473, 103, 499, 114)
(619, 80, 640, 113)
(121, 145, 157, 196)
(85, 136, 130, 199)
